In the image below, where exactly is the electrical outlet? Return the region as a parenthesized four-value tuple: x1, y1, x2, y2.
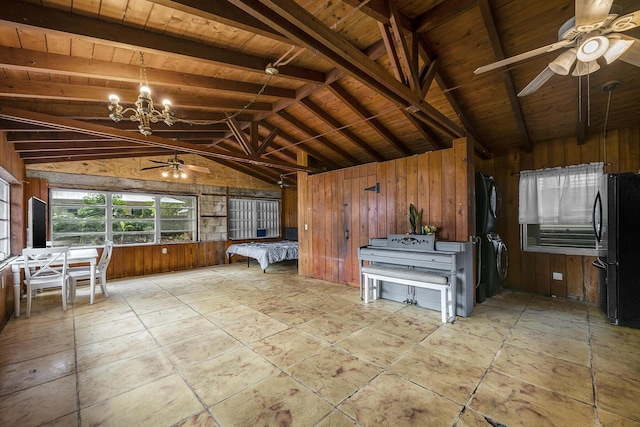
(552, 272, 563, 281)
(162, 248, 168, 254)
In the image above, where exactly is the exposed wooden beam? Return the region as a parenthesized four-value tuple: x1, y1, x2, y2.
(254, 127, 280, 158)
(0, 105, 315, 172)
(478, 0, 532, 152)
(226, 117, 255, 156)
(229, 0, 464, 139)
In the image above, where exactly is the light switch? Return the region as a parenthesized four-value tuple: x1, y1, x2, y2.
(552, 272, 563, 281)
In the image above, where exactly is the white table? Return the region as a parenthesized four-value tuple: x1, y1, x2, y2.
(10, 248, 98, 317)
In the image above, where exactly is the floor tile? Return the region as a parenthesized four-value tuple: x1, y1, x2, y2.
(221, 313, 289, 344)
(249, 328, 329, 369)
(180, 346, 279, 407)
(0, 374, 77, 426)
(369, 312, 439, 342)
(80, 374, 204, 426)
(469, 371, 595, 426)
(491, 345, 593, 403)
(420, 326, 502, 368)
(339, 373, 463, 426)
(506, 327, 591, 366)
(148, 314, 218, 346)
(78, 349, 175, 407)
(211, 372, 332, 425)
(0, 349, 75, 396)
(595, 370, 640, 422)
(137, 304, 200, 329)
(74, 315, 145, 347)
(162, 329, 243, 369)
(75, 330, 157, 372)
(515, 310, 589, 341)
(286, 347, 381, 405)
(335, 327, 413, 368)
(388, 344, 486, 404)
(297, 312, 367, 343)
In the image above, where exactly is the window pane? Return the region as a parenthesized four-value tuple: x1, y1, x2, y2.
(229, 197, 280, 240)
(51, 190, 107, 246)
(0, 178, 8, 259)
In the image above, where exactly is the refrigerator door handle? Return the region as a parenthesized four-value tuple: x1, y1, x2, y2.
(593, 191, 603, 242)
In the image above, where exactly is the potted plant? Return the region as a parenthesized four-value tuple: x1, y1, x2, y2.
(409, 203, 422, 234)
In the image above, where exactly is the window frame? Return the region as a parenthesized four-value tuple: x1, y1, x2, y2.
(0, 177, 9, 260)
(228, 197, 280, 240)
(50, 188, 198, 247)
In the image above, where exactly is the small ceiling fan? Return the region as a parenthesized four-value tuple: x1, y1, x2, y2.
(277, 174, 290, 188)
(474, 0, 640, 97)
(141, 153, 210, 178)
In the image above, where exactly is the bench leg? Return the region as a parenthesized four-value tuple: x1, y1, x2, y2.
(440, 288, 447, 323)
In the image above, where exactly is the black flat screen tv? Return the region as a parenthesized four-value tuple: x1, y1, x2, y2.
(27, 196, 47, 248)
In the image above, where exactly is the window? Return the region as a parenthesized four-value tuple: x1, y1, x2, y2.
(0, 178, 8, 260)
(519, 162, 603, 255)
(228, 198, 280, 240)
(50, 189, 197, 247)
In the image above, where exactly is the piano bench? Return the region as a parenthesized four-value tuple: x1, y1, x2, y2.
(361, 265, 453, 323)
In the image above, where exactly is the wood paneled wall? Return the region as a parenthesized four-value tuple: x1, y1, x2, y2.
(298, 138, 474, 286)
(477, 126, 640, 302)
(0, 131, 25, 328)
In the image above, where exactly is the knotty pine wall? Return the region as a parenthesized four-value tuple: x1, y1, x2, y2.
(476, 126, 640, 303)
(297, 137, 475, 286)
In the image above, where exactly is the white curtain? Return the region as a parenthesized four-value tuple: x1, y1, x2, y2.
(519, 162, 603, 224)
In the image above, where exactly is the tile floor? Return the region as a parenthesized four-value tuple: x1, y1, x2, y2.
(1, 260, 639, 426)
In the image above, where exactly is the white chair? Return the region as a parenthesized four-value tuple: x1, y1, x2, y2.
(22, 247, 70, 318)
(68, 240, 113, 304)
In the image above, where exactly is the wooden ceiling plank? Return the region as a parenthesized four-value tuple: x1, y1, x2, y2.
(13, 141, 145, 151)
(414, 0, 479, 33)
(478, 0, 532, 152)
(328, 81, 412, 157)
(299, 98, 385, 162)
(0, 46, 296, 99)
(0, 1, 324, 84)
(261, 121, 340, 170)
(277, 110, 359, 165)
(0, 79, 272, 113)
(402, 111, 447, 151)
(0, 105, 315, 172)
(146, 0, 288, 43)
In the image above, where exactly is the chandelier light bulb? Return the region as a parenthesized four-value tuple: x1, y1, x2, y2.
(108, 94, 120, 104)
(139, 85, 151, 96)
(162, 99, 171, 107)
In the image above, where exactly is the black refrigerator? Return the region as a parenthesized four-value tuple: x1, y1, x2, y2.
(594, 173, 640, 328)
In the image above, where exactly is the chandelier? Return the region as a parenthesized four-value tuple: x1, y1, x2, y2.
(107, 50, 300, 136)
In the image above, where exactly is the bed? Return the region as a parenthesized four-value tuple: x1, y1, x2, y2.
(226, 240, 299, 272)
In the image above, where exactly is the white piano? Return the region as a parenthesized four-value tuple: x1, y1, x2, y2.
(358, 234, 474, 317)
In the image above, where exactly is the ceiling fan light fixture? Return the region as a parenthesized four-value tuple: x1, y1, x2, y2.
(161, 170, 169, 178)
(549, 48, 577, 75)
(180, 171, 187, 179)
(577, 35, 610, 62)
(603, 37, 634, 64)
(572, 60, 600, 76)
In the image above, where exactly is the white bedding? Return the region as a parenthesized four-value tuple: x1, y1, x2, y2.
(226, 241, 298, 271)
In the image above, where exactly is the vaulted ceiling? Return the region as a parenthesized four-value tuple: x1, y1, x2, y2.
(1, 0, 639, 186)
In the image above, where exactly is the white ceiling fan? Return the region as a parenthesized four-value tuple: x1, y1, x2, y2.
(474, 0, 640, 97)
(141, 153, 210, 178)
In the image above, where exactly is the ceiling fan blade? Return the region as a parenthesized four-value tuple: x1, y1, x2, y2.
(618, 36, 640, 67)
(517, 66, 556, 97)
(575, 0, 614, 29)
(141, 165, 168, 171)
(610, 9, 640, 33)
(474, 40, 573, 74)
(184, 165, 210, 174)
(148, 160, 169, 165)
